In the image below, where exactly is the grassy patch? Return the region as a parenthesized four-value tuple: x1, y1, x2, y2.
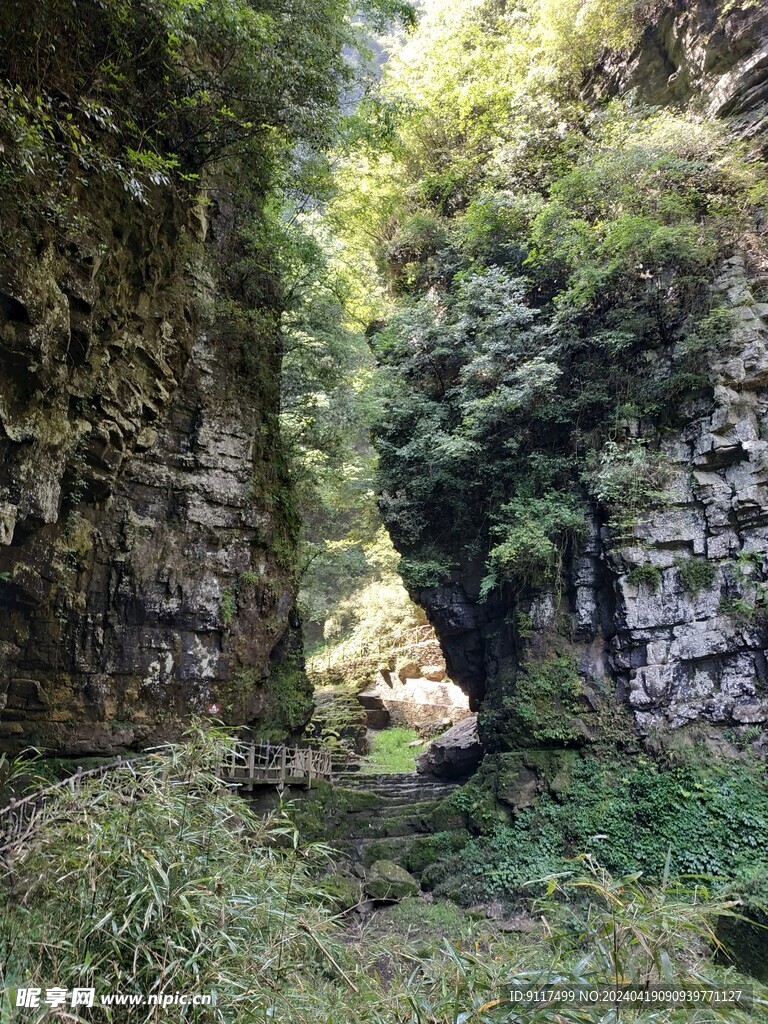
(626, 563, 662, 592)
(364, 727, 421, 773)
(677, 556, 717, 595)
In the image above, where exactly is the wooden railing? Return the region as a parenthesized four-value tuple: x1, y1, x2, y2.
(0, 742, 332, 858)
(220, 742, 332, 791)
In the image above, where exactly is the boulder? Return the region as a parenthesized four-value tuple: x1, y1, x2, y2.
(397, 662, 421, 682)
(415, 713, 483, 779)
(417, 717, 453, 739)
(319, 871, 362, 912)
(357, 689, 391, 730)
(364, 860, 420, 901)
(421, 663, 446, 681)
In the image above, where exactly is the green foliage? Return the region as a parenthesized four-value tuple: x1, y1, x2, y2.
(537, 857, 745, 996)
(438, 756, 768, 903)
(307, 686, 368, 753)
(0, 727, 340, 1021)
(583, 439, 672, 540)
(0, 0, 414, 216)
(718, 550, 768, 623)
(399, 555, 457, 591)
(509, 654, 585, 744)
(720, 592, 768, 623)
(627, 563, 663, 592)
(482, 494, 587, 597)
(329, 0, 765, 611)
(0, 735, 764, 1023)
(440, 779, 510, 836)
(220, 588, 237, 625)
(677, 557, 717, 596)
(258, 664, 314, 740)
(304, 528, 435, 685)
(535, 1, 658, 77)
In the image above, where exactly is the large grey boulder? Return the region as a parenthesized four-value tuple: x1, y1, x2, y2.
(415, 714, 483, 779)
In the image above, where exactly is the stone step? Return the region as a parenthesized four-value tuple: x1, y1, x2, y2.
(335, 771, 433, 781)
(334, 833, 423, 864)
(336, 780, 454, 793)
(362, 792, 455, 804)
(335, 774, 456, 791)
(347, 786, 456, 797)
(347, 800, 442, 816)
(344, 821, 433, 839)
(337, 782, 454, 790)
(336, 798, 440, 812)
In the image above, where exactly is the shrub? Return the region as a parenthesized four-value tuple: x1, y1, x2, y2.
(583, 439, 671, 540)
(438, 756, 768, 902)
(677, 557, 717, 596)
(627, 563, 662, 592)
(481, 494, 587, 598)
(0, 728, 339, 1021)
(508, 654, 585, 744)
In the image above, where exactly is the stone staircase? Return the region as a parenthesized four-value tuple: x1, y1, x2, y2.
(330, 769, 462, 869)
(334, 768, 459, 801)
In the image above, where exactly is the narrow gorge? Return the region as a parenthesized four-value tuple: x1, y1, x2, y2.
(2, 1, 768, 1021)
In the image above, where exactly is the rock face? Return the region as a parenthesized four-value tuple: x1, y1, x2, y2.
(416, 714, 484, 779)
(419, 266, 768, 746)
(592, 0, 768, 156)
(0, 185, 307, 754)
(403, 2, 768, 752)
(364, 859, 420, 900)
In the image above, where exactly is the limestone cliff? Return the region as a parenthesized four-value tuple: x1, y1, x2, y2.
(392, 0, 768, 756)
(0, 178, 309, 754)
(0, 0, 325, 755)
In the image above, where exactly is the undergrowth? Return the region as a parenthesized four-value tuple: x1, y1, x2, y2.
(432, 756, 768, 905)
(0, 731, 765, 1021)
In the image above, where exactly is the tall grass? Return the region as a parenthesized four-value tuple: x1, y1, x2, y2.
(0, 729, 765, 1022)
(0, 727, 341, 1022)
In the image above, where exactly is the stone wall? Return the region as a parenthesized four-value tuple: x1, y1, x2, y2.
(0, 185, 306, 754)
(360, 667, 471, 731)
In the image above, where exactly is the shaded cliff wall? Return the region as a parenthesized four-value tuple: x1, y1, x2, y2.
(0, 1, 323, 754)
(0, 180, 307, 755)
(380, 0, 768, 754)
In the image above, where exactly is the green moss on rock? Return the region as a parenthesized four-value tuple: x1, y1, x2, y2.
(365, 860, 420, 901)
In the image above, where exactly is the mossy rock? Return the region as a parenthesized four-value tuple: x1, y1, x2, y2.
(407, 830, 471, 874)
(491, 750, 580, 808)
(365, 859, 420, 901)
(318, 871, 362, 912)
(285, 783, 387, 840)
(441, 781, 510, 833)
(427, 799, 466, 832)
(362, 836, 418, 868)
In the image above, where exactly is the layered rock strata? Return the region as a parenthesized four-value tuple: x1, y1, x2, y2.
(0, 189, 305, 754)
